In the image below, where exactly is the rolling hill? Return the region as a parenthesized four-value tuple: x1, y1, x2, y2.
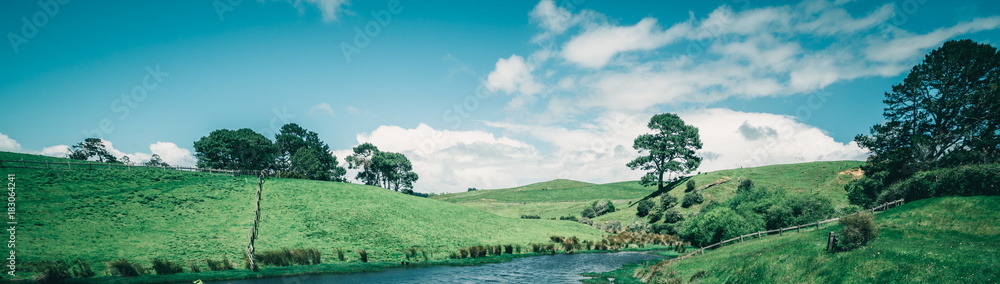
(0, 151, 605, 280)
(433, 160, 866, 223)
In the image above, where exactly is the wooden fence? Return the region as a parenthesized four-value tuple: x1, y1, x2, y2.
(0, 159, 239, 176)
(667, 198, 905, 263)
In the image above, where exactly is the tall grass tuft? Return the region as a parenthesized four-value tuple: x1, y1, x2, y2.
(108, 258, 145, 276)
(188, 261, 201, 273)
(335, 248, 346, 262)
(504, 244, 514, 254)
(71, 259, 95, 278)
(150, 258, 184, 275)
(35, 260, 71, 283)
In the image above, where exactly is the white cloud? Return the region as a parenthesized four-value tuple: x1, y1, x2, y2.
(562, 17, 690, 69)
(0, 132, 22, 152)
(865, 16, 1000, 64)
(308, 102, 336, 116)
(40, 145, 70, 157)
(97, 140, 197, 167)
(486, 55, 543, 109)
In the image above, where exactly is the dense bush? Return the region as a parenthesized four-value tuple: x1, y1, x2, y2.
(577, 217, 593, 226)
(738, 178, 753, 192)
(520, 214, 541, 219)
(108, 258, 145, 276)
(681, 191, 703, 208)
(679, 207, 762, 247)
(765, 194, 835, 230)
(648, 208, 663, 223)
(581, 207, 597, 218)
(558, 215, 578, 221)
(877, 163, 1000, 204)
(636, 199, 655, 217)
(650, 223, 676, 235)
(205, 257, 234, 271)
(837, 213, 879, 251)
(662, 209, 684, 223)
(150, 258, 184, 275)
(661, 194, 678, 209)
(686, 179, 696, 192)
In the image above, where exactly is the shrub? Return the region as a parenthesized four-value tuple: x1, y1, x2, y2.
(449, 251, 460, 259)
(558, 215, 578, 221)
(674, 242, 687, 253)
(358, 249, 368, 263)
(255, 249, 292, 267)
(837, 213, 879, 251)
(650, 223, 676, 235)
(679, 207, 762, 247)
(290, 248, 311, 265)
(601, 220, 622, 233)
(35, 260, 71, 283)
(738, 178, 753, 192)
(530, 243, 543, 253)
(459, 248, 469, 258)
(662, 209, 684, 223)
(636, 199, 654, 217)
(661, 194, 678, 209)
(108, 258, 145, 276)
(504, 244, 514, 254)
(520, 214, 541, 219)
(681, 191, 703, 208)
(188, 261, 201, 273)
(765, 194, 835, 230)
(467, 187, 477, 191)
(206, 257, 234, 271)
(648, 208, 663, 223)
(686, 179, 696, 192)
(150, 258, 184, 275)
(71, 259, 95, 278)
(877, 163, 1000, 204)
(549, 236, 565, 243)
(577, 217, 593, 226)
(581, 207, 597, 218)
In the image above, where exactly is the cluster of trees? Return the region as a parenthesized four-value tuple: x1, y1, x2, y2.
(848, 39, 1000, 207)
(191, 123, 417, 192)
(67, 138, 169, 167)
(345, 143, 419, 193)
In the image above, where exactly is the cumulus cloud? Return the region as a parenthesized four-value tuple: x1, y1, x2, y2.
(0, 132, 22, 152)
(486, 55, 544, 109)
(100, 140, 197, 167)
(39, 145, 70, 157)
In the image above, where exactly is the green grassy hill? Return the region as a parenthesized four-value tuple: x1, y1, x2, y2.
(634, 196, 1000, 283)
(434, 161, 865, 222)
(0, 152, 604, 279)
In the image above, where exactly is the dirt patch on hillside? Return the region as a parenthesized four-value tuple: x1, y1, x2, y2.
(839, 168, 864, 179)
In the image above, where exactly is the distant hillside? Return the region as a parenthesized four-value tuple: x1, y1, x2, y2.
(0, 152, 604, 280)
(637, 196, 1000, 283)
(434, 161, 865, 222)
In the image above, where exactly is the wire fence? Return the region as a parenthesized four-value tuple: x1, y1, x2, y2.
(0, 159, 239, 176)
(668, 199, 905, 263)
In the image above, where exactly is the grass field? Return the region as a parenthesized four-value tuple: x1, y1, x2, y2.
(434, 161, 866, 223)
(614, 196, 1000, 283)
(0, 151, 605, 281)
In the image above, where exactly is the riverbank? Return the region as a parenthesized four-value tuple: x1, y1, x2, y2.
(58, 246, 681, 284)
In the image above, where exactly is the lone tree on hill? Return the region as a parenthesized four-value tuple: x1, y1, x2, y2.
(67, 138, 119, 163)
(193, 128, 277, 173)
(627, 113, 703, 192)
(849, 39, 1000, 207)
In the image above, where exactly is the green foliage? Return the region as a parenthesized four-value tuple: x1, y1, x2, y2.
(650, 223, 676, 235)
(67, 138, 119, 163)
(836, 213, 879, 251)
(636, 199, 654, 217)
(764, 194, 834, 230)
(520, 214, 541, 219)
(681, 191, 703, 208)
(737, 178, 753, 192)
(358, 249, 368, 263)
(853, 39, 1000, 206)
(660, 194, 678, 209)
(275, 123, 347, 182)
(346, 143, 419, 192)
(686, 179, 696, 192)
(150, 258, 184, 275)
(467, 187, 477, 191)
(335, 248, 346, 262)
(71, 259, 95, 278)
(193, 128, 277, 171)
(877, 163, 1000, 204)
(145, 154, 169, 167)
(662, 209, 684, 224)
(627, 113, 703, 192)
(205, 257, 234, 271)
(679, 207, 762, 247)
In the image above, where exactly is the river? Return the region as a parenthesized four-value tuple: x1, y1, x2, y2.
(209, 252, 664, 283)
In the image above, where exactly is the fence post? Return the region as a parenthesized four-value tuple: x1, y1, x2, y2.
(797, 226, 800, 234)
(779, 228, 783, 236)
(68, 161, 71, 169)
(826, 231, 835, 252)
(21, 159, 26, 167)
(46, 161, 49, 169)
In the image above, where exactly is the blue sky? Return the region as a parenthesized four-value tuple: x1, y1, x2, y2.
(2, 0, 999, 193)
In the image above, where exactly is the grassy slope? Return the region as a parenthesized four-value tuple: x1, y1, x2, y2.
(658, 196, 1000, 283)
(0, 152, 604, 279)
(434, 161, 865, 222)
